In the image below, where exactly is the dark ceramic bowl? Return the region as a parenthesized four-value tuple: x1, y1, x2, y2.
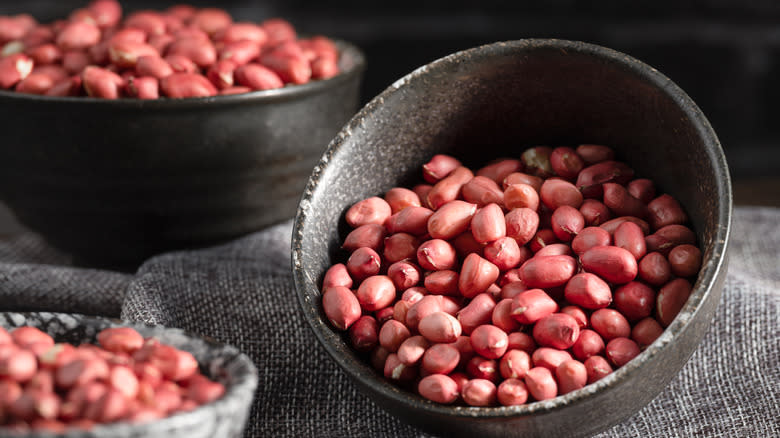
(292, 39, 732, 437)
(0, 312, 258, 438)
(0, 40, 364, 269)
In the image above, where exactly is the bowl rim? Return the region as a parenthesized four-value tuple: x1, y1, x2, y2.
(292, 38, 732, 420)
(0, 38, 365, 108)
(0, 311, 259, 436)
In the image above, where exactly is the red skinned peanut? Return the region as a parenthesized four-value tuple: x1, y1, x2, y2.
(396, 335, 429, 365)
(386, 206, 433, 236)
(471, 203, 506, 243)
(421, 343, 460, 375)
(356, 275, 396, 312)
(345, 196, 392, 228)
(505, 207, 539, 246)
(656, 278, 693, 327)
(524, 367, 557, 401)
(581, 246, 638, 284)
(499, 349, 531, 379)
(504, 183, 539, 211)
(507, 332, 536, 354)
(606, 337, 640, 367)
(565, 272, 612, 309)
(580, 199, 613, 226)
(540, 178, 583, 210)
(160, 72, 217, 98)
(590, 309, 631, 340)
(349, 316, 379, 352)
(602, 183, 648, 218)
(342, 224, 386, 252)
(470, 325, 508, 359)
(418, 374, 459, 404)
(457, 292, 496, 335)
(417, 239, 457, 271)
(519, 255, 577, 288)
(576, 144, 614, 164)
(576, 160, 634, 199)
(484, 236, 523, 271)
(387, 261, 421, 291)
(510, 289, 558, 324)
(322, 263, 352, 289)
(550, 147, 584, 180)
(627, 179, 656, 204)
(462, 176, 505, 207)
(556, 359, 587, 394)
(321, 286, 361, 330)
(234, 63, 284, 90)
(477, 159, 523, 184)
(571, 329, 605, 361)
(551, 205, 585, 242)
(491, 298, 521, 333)
(423, 270, 460, 296)
(346, 247, 381, 280)
(584, 355, 613, 383)
(383, 233, 419, 264)
(533, 313, 580, 350)
(427, 200, 477, 240)
(638, 252, 672, 286)
(521, 147, 553, 178)
(458, 253, 500, 298)
(418, 312, 462, 343)
(384, 187, 422, 213)
(647, 194, 688, 230)
(614, 221, 647, 260)
(378, 320, 411, 352)
(613, 281, 655, 321)
(497, 378, 529, 406)
(462, 379, 497, 407)
(422, 154, 461, 183)
(668, 244, 702, 278)
(632, 317, 664, 347)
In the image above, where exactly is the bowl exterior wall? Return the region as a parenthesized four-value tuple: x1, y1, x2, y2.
(0, 44, 363, 267)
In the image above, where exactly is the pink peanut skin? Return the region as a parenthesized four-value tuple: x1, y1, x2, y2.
(576, 144, 614, 164)
(458, 253, 500, 298)
(384, 187, 422, 213)
(471, 203, 506, 243)
(571, 329, 605, 361)
(556, 359, 588, 394)
(457, 292, 496, 335)
(462, 176, 505, 207)
(427, 200, 477, 239)
(461, 379, 497, 407)
(421, 343, 460, 375)
(510, 289, 558, 324)
(477, 159, 523, 184)
(470, 325, 509, 359)
(345, 197, 392, 228)
(581, 246, 638, 284)
(418, 374, 459, 404)
(160, 72, 217, 98)
(540, 178, 583, 210)
(564, 273, 612, 309)
(519, 255, 577, 288)
(422, 154, 461, 183)
(533, 313, 580, 350)
(321, 286, 361, 330)
(524, 367, 557, 401)
(234, 63, 284, 90)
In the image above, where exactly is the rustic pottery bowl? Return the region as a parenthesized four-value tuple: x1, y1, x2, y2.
(292, 39, 731, 437)
(0, 40, 364, 269)
(0, 311, 258, 438)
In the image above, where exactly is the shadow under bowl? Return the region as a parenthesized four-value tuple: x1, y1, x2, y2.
(0, 311, 258, 438)
(0, 40, 364, 269)
(292, 39, 731, 437)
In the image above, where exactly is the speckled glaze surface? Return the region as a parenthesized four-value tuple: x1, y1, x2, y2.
(292, 39, 732, 437)
(0, 41, 364, 269)
(0, 312, 258, 438)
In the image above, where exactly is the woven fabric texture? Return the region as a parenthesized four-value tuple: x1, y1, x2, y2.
(1, 207, 778, 437)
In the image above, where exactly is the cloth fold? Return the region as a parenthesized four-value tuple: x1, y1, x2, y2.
(0, 207, 778, 437)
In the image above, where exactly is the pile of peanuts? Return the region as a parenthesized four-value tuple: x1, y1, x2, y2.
(321, 145, 703, 407)
(0, 1, 339, 99)
(0, 325, 225, 433)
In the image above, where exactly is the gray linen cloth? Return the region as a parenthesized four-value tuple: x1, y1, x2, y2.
(1, 206, 778, 437)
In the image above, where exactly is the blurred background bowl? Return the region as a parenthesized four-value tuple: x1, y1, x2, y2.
(0, 311, 258, 438)
(292, 39, 731, 437)
(0, 40, 364, 269)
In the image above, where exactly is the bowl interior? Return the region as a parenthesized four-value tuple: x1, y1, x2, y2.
(293, 39, 731, 436)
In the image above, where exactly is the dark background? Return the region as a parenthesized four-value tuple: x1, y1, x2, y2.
(0, 0, 777, 209)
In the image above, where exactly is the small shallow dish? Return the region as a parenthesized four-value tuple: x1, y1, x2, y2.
(292, 39, 732, 437)
(0, 40, 364, 269)
(0, 312, 258, 438)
